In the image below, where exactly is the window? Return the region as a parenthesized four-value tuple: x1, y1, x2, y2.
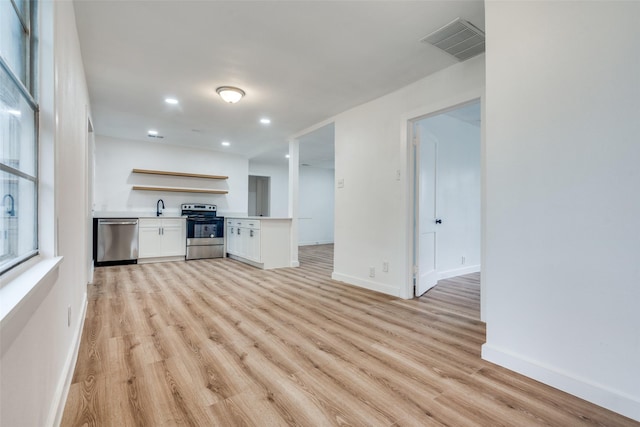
(1, 0, 38, 274)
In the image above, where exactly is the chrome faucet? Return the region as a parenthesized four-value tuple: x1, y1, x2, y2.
(156, 199, 165, 216)
(3, 194, 15, 216)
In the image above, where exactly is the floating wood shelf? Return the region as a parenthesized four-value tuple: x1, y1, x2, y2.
(132, 168, 228, 180)
(132, 186, 228, 194)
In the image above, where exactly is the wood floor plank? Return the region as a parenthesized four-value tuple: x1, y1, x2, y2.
(61, 245, 639, 426)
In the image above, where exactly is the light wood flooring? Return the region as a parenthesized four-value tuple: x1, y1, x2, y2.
(61, 245, 637, 426)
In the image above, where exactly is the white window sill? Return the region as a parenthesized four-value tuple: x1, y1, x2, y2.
(0, 256, 63, 353)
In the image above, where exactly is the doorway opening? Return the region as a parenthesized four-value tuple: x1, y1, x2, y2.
(410, 99, 481, 297)
(248, 175, 270, 217)
(296, 122, 335, 268)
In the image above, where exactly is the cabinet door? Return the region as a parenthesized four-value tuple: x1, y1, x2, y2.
(247, 228, 261, 262)
(161, 219, 186, 256)
(139, 226, 162, 258)
(227, 226, 237, 255)
(237, 226, 248, 258)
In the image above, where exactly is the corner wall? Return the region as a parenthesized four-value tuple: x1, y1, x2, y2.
(0, 2, 92, 425)
(299, 166, 334, 246)
(248, 161, 335, 246)
(248, 161, 289, 217)
(331, 56, 485, 298)
(483, 1, 640, 421)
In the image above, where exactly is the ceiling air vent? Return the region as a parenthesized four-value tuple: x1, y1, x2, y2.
(420, 18, 485, 61)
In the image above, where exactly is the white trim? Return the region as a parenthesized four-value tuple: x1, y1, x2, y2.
(482, 344, 640, 422)
(0, 256, 63, 353)
(290, 117, 336, 141)
(438, 265, 480, 281)
(298, 240, 334, 247)
(137, 256, 185, 264)
(50, 293, 88, 427)
(402, 91, 485, 308)
(331, 272, 401, 297)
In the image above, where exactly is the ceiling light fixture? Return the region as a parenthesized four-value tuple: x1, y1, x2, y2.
(216, 86, 245, 104)
(148, 130, 158, 136)
(285, 154, 290, 159)
(165, 98, 179, 105)
(221, 141, 230, 146)
(260, 118, 271, 124)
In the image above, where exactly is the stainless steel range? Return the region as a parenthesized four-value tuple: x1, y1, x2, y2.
(181, 203, 224, 260)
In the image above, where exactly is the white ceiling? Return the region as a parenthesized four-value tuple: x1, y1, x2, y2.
(73, 0, 485, 163)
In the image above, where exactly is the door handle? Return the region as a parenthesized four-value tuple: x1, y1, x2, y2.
(435, 219, 442, 224)
(99, 220, 138, 226)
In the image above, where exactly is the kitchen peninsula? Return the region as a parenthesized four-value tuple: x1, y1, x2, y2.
(225, 217, 292, 270)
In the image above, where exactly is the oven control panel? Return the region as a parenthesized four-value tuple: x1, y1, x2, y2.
(181, 203, 217, 212)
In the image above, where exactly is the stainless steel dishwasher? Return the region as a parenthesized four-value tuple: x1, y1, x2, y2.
(96, 218, 139, 265)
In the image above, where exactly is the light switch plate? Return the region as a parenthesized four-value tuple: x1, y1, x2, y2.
(337, 178, 344, 188)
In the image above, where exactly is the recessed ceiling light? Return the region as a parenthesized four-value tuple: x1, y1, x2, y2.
(285, 154, 290, 159)
(148, 130, 158, 136)
(221, 141, 230, 147)
(165, 98, 179, 105)
(260, 118, 271, 124)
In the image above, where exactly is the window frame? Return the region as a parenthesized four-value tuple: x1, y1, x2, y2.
(0, 0, 39, 276)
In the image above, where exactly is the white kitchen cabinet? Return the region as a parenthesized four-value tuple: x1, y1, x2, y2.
(139, 217, 186, 262)
(226, 219, 239, 256)
(245, 227, 261, 262)
(139, 221, 163, 258)
(226, 217, 291, 269)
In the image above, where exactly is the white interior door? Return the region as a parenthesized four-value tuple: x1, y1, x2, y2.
(416, 124, 438, 296)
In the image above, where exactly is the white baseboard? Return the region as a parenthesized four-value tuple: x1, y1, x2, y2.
(137, 255, 185, 264)
(438, 264, 481, 280)
(482, 343, 640, 422)
(299, 240, 334, 247)
(50, 293, 88, 427)
(331, 272, 401, 297)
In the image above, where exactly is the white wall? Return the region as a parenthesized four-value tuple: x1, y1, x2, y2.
(248, 161, 289, 217)
(1, 2, 92, 425)
(248, 161, 335, 246)
(331, 55, 485, 298)
(482, 1, 640, 421)
(94, 136, 248, 217)
(299, 166, 334, 246)
(418, 113, 481, 278)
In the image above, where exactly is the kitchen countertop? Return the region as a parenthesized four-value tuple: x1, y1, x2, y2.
(226, 216, 292, 220)
(93, 211, 186, 219)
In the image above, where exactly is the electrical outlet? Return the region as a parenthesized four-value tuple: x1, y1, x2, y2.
(369, 267, 375, 278)
(395, 170, 401, 181)
(461, 256, 466, 265)
(67, 305, 71, 327)
(382, 261, 389, 272)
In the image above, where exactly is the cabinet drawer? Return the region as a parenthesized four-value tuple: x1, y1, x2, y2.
(240, 219, 261, 229)
(139, 218, 161, 228)
(161, 218, 185, 228)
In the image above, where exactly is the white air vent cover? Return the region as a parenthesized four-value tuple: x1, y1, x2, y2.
(420, 18, 485, 61)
